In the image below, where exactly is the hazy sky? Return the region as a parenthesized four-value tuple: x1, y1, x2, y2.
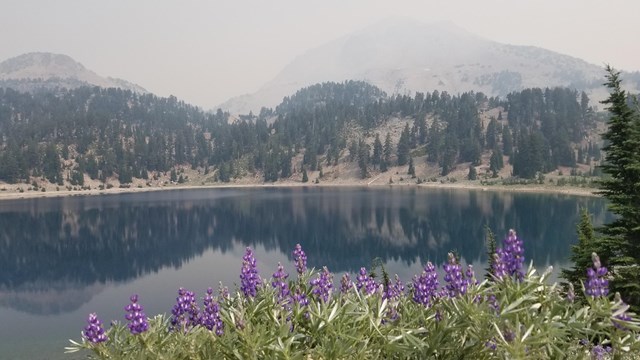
(2, 0, 639, 108)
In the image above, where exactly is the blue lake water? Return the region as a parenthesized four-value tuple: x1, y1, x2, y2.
(0, 187, 610, 359)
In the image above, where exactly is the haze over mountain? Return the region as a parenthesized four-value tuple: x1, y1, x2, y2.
(0, 52, 146, 93)
(219, 18, 636, 114)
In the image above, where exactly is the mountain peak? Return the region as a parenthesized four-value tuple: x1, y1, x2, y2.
(0, 52, 146, 93)
(218, 18, 618, 114)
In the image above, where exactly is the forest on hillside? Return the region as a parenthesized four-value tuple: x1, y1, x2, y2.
(0, 82, 604, 186)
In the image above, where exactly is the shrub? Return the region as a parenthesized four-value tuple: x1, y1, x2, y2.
(68, 234, 640, 359)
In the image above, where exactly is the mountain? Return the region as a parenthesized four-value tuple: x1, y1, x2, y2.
(0, 52, 146, 93)
(219, 18, 637, 114)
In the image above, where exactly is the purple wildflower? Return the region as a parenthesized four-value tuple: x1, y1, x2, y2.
(171, 287, 200, 332)
(485, 340, 497, 351)
(201, 288, 224, 336)
(502, 229, 525, 280)
(293, 288, 309, 307)
(383, 274, 405, 300)
(310, 266, 333, 302)
(83, 313, 108, 344)
(240, 247, 261, 298)
(585, 253, 608, 298)
(443, 253, 468, 297)
(272, 262, 291, 301)
(486, 293, 500, 313)
(124, 294, 148, 335)
(591, 345, 612, 360)
(292, 244, 307, 275)
(340, 273, 353, 294)
(356, 267, 377, 295)
(613, 292, 632, 331)
(492, 251, 508, 279)
(412, 262, 439, 307)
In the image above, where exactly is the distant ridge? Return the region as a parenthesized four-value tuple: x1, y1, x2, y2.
(0, 52, 146, 93)
(218, 17, 639, 114)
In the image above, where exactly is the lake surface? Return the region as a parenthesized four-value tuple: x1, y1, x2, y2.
(0, 187, 610, 359)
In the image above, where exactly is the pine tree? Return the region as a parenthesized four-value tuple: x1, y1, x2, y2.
(485, 226, 497, 280)
(397, 123, 411, 166)
(561, 208, 597, 303)
(407, 156, 415, 178)
(383, 133, 393, 167)
(372, 133, 383, 168)
(467, 165, 477, 180)
(302, 167, 308, 183)
(597, 66, 640, 306)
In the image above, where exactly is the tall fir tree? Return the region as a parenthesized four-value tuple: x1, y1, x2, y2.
(561, 208, 597, 303)
(597, 66, 640, 306)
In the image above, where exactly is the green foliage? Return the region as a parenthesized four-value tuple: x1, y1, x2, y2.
(561, 208, 598, 303)
(68, 264, 640, 359)
(302, 167, 308, 183)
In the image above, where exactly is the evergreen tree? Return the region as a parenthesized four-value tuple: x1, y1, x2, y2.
(597, 66, 640, 306)
(489, 148, 503, 177)
(467, 165, 477, 180)
(502, 126, 513, 157)
(397, 123, 411, 166)
(302, 167, 308, 183)
(407, 156, 415, 178)
(485, 226, 497, 280)
(561, 208, 597, 303)
(372, 133, 383, 168)
(383, 133, 393, 167)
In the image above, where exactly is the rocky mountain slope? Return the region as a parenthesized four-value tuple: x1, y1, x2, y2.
(0, 52, 146, 93)
(219, 18, 637, 114)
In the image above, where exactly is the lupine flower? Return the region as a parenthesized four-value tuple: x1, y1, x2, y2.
(292, 244, 307, 275)
(340, 273, 353, 294)
(201, 288, 224, 336)
(502, 229, 525, 280)
(465, 265, 477, 286)
(443, 253, 468, 297)
(171, 287, 200, 331)
(383, 274, 405, 300)
(83, 313, 108, 344)
(218, 282, 230, 300)
(124, 294, 148, 335)
(240, 247, 261, 298)
(310, 266, 333, 302)
(412, 262, 439, 307)
(486, 293, 500, 313)
(293, 288, 309, 307)
(492, 251, 508, 279)
(271, 262, 291, 302)
(591, 344, 612, 360)
(585, 252, 608, 298)
(485, 340, 497, 351)
(612, 292, 631, 331)
(356, 267, 377, 295)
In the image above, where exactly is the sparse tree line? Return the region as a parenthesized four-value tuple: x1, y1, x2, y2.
(0, 81, 601, 185)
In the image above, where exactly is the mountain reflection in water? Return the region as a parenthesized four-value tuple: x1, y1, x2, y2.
(0, 187, 610, 315)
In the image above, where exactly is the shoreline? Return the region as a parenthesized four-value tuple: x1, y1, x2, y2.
(0, 180, 598, 201)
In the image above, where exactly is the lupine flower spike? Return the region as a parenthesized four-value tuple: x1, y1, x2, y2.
(310, 266, 333, 302)
(412, 262, 439, 307)
(240, 247, 260, 298)
(83, 313, 108, 344)
(585, 252, 608, 298)
(124, 294, 148, 335)
(171, 287, 200, 331)
(201, 288, 224, 336)
(292, 244, 307, 275)
(356, 267, 377, 295)
(272, 262, 291, 302)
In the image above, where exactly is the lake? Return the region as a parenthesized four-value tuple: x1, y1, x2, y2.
(0, 187, 610, 359)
